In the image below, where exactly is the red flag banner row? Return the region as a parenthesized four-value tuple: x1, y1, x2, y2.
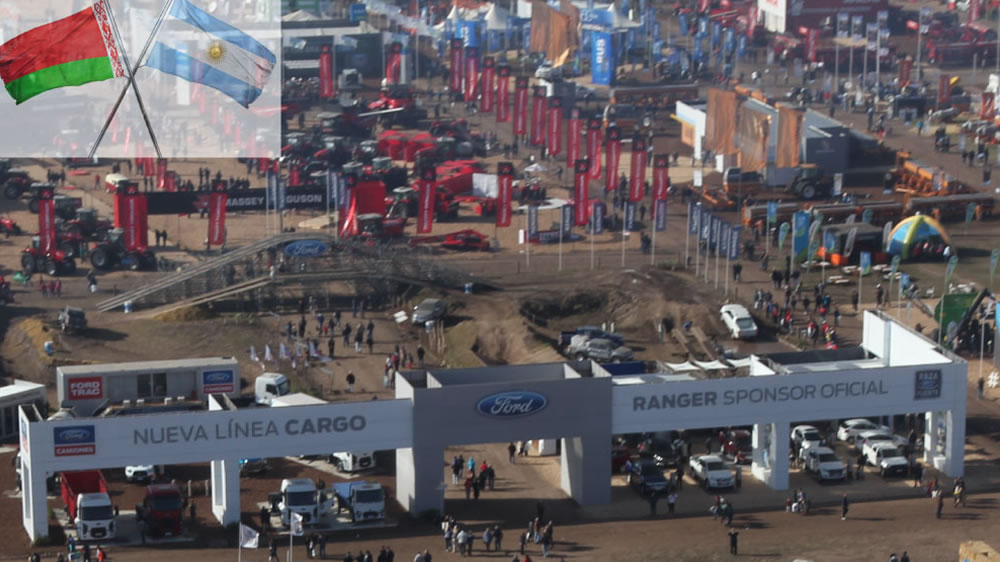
(496, 162, 514, 228)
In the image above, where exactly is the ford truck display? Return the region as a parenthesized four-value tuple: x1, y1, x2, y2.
(333, 481, 386, 523)
(61, 470, 116, 541)
(269, 478, 334, 527)
(136, 484, 184, 537)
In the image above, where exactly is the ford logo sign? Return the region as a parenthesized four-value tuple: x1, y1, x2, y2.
(283, 240, 329, 258)
(475, 391, 547, 418)
(204, 371, 233, 383)
(56, 428, 93, 443)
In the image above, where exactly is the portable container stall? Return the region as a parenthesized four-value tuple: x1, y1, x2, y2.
(57, 357, 240, 416)
(0, 380, 46, 440)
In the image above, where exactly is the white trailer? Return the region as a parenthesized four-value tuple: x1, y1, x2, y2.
(57, 357, 241, 417)
(271, 393, 376, 472)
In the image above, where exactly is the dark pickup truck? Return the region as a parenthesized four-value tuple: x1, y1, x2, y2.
(559, 326, 625, 348)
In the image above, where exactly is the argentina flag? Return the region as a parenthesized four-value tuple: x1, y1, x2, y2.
(146, 0, 275, 107)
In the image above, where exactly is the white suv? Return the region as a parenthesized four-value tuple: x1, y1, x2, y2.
(862, 442, 909, 477)
(689, 455, 735, 489)
(803, 447, 847, 481)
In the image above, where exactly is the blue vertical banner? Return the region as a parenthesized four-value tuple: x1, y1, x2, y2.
(792, 210, 810, 263)
(700, 207, 711, 241)
(729, 225, 742, 260)
(711, 21, 721, 47)
(277, 176, 286, 211)
(737, 35, 747, 59)
(719, 222, 730, 258)
(562, 204, 574, 235)
(766, 200, 778, 224)
(625, 201, 637, 231)
(824, 229, 838, 254)
(678, 12, 689, 36)
(724, 28, 734, 54)
(592, 201, 605, 234)
(689, 201, 700, 235)
(860, 251, 872, 276)
(654, 199, 667, 232)
(527, 205, 539, 239)
(710, 215, 719, 251)
(591, 31, 613, 86)
(267, 170, 277, 209)
(698, 17, 708, 37)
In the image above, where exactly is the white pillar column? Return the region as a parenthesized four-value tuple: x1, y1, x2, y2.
(769, 421, 790, 490)
(210, 458, 241, 525)
(20, 459, 50, 541)
(560, 435, 611, 505)
(944, 407, 966, 477)
(924, 411, 940, 467)
(395, 444, 444, 514)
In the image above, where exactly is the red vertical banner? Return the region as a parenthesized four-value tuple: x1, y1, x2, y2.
(938, 74, 952, 107)
(386, 42, 403, 85)
(587, 118, 602, 179)
(573, 159, 590, 226)
(144, 158, 156, 177)
(982, 92, 995, 119)
(806, 29, 819, 63)
(156, 159, 167, 190)
(165, 172, 177, 192)
(464, 46, 479, 103)
(496, 65, 511, 122)
(653, 154, 670, 201)
(37, 187, 55, 254)
(290, 164, 301, 187)
(697, 0, 709, 13)
(748, 5, 758, 39)
(480, 57, 495, 113)
(971, 0, 981, 20)
(898, 58, 913, 87)
(417, 165, 436, 234)
(605, 126, 622, 192)
(449, 39, 463, 93)
(629, 135, 647, 202)
(530, 87, 546, 145)
(547, 96, 563, 156)
(208, 183, 228, 246)
(496, 162, 514, 227)
(513, 77, 528, 134)
(122, 184, 141, 251)
(566, 107, 581, 168)
(258, 158, 268, 175)
(319, 44, 334, 99)
(137, 191, 149, 249)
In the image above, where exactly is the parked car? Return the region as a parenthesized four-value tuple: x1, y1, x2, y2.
(240, 458, 269, 476)
(125, 464, 156, 483)
(559, 326, 625, 348)
(534, 62, 563, 80)
(626, 458, 669, 495)
(567, 336, 634, 363)
(720, 304, 758, 340)
(411, 298, 447, 325)
(57, 306, 87, 333)
(689, 455, 735, 489)
(837, 418, 891, 444)
(638, 434, 682, 468)
(803, 447, 847, 481)
(718, 429, 753, 464)
(855, 430, 909, 451)
(791, 425, 825, 453)
(862, 441, 909, 477)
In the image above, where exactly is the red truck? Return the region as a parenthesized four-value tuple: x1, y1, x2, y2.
(61, 470, 117, 540)
(136, 483, 184, 537)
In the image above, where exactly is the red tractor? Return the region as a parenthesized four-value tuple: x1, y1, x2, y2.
(386, 186, 460, 221)
(0, 216, 22, 235)
(356, 213, 406, 242)
(57, 207, 112, 239)
(2, 168, 34, 200)
(22, 236, 77, 276)
(366, 86, 428, 128)
(89, 228, 156, 271)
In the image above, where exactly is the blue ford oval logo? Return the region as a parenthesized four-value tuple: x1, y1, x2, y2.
(284, 240, 329, 258)
(476, 391, 548, 418)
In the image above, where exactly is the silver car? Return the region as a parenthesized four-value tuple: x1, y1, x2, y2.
(412, 298, 447, 325)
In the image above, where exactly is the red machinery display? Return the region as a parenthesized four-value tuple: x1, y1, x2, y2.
(22, 185, 76, 276)
(97, 182, 155, 270)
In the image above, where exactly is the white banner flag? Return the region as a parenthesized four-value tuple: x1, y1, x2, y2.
(290, 511, 305, 537)
(239, 523, 259, 548)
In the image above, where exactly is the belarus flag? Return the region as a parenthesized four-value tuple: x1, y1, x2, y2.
(146, 0, 275, 108)
(0, 0, 126, 104)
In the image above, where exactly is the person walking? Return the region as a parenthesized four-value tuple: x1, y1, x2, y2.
(937, 490, 944, 518)
(508, 442, 517, 463)
(354, 325, 364, 352)
(667, 491, 677, 514)
(346, 371, 356, 393)
(728, 528, 739, 555)
(841, 493, 849, 520)
(978, 376, 985, 399)
(493, 526, 503, 551)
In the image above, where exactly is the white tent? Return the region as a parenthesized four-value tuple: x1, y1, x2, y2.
(484, 4, 511, 31)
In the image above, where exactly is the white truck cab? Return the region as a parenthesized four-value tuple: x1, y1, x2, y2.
(76, 493, 116, 540)
(274, 478, 333, 526)
(330, 451, 376, 472)
(255, 373, 291, 405)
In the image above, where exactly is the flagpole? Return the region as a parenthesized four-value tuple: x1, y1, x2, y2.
(684, 206, 690, 270)
(104, 0, 163, 157)
(714, 236, 720, 289)
(650, 210, 656, 267)
(88, 0, 175, 158)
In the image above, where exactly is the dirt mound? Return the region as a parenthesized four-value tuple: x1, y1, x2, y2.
(154, 305, 216, 322)
(520, 291, 607, 321)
